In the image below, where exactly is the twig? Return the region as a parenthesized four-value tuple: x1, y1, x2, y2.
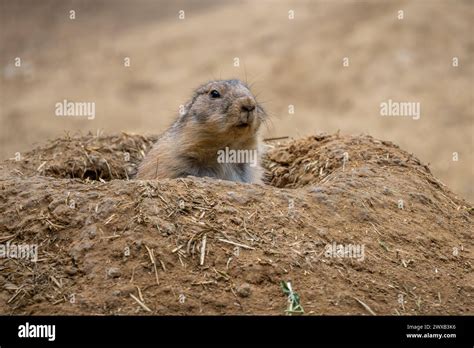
(264, 136, 290, 142)
(226, 257, 233, 269)
(130, 294, 152, 312)
(172, 245, 183, 253)
(353, 297, 376, 316)
(369, 222, 382, 236)
(50, 276, 62, 288)
(7, 287, 25, 304)
(129, 265, 138, 283)
(136, 286, 144, 302)
(145, 245, 159, 285)
(37, 161, 47, 172)
(200, 234, 207, 266)
(104, 214, 116, 225)
(159, 259, 167, 272)
(0, 234, 16, 243)
(217, 238, 255, 250)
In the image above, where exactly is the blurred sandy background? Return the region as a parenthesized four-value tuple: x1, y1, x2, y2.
(0, 0, 472, 201)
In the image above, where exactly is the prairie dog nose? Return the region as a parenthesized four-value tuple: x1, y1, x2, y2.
(239, 97, 256, 113)
(241, 104, 255, 113)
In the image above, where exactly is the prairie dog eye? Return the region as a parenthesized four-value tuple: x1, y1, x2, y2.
(209, 90, 221, 98)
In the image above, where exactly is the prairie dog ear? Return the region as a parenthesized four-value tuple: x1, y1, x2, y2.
(195, 83, 210, 94)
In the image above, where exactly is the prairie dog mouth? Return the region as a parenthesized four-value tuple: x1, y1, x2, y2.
(236, 122, 250, 128)
(235, 111, 254, 128)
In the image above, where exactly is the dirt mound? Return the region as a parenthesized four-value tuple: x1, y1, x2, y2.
(0, 133, 472, 315)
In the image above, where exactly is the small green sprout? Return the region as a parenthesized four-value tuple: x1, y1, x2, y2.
(280, 281, 304, 315)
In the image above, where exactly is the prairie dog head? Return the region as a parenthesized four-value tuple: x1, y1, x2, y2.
(178, 79, 266, 142)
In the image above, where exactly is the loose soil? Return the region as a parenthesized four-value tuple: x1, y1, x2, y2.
(0, 133, 472, 315)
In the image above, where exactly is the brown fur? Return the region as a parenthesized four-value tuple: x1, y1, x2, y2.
(136, 79, 266, 183)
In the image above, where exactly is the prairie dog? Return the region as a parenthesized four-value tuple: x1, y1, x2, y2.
(136, 79, 267, 183)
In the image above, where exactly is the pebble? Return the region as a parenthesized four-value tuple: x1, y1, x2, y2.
(107, 267, 122, 278)
(236, 283, 252, 298)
